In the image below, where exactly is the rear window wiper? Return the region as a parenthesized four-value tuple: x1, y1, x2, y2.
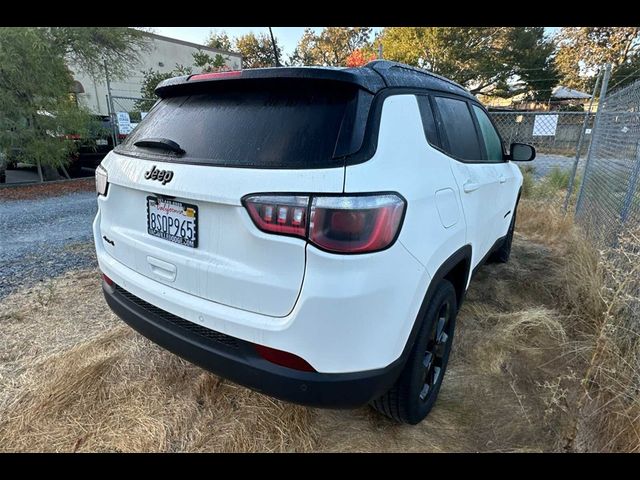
(133, 138, 185, 155)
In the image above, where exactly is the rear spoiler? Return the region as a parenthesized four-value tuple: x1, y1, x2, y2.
(155, 66, 387, 98)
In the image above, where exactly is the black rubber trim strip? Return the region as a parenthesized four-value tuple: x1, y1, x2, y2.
(471, 235, 508, 279)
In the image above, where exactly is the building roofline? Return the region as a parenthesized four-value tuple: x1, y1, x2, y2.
(139, 30, 241, 59)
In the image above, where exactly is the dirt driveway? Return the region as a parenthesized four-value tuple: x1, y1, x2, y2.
(0, 230, 574, 452)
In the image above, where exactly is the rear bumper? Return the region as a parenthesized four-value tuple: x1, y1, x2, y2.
(103, 280, 404, 408)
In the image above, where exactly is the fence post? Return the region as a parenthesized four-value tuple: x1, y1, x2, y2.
(104, 60, 118, 147)
(575, 63, 611, 218)
(620, 140, 640, 224)
(563, 69, 602, 212)
(106, 94, 117, 148)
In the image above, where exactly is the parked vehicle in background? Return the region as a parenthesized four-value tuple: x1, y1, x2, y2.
(68, 115, 115, 174)
(93, 61, 535, 424)
(1, 114, 115, 182)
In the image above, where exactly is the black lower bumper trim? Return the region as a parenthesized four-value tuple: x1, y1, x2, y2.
(103, 281, 404, 409)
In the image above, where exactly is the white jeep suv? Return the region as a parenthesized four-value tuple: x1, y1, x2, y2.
(93, 60, 534, 424)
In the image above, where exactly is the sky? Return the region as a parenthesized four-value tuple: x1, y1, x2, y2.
(151, 27, 383, 59)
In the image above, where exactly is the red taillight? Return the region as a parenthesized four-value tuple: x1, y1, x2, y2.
(243, 195, 309, 238)
(102, 273, 114, 286)
(310, 195, 405, 253)
(243, 193, 406, 254)
(189, 71, 242, 81)
(254, 344, 316, 372)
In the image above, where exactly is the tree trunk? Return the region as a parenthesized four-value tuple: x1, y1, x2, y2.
(60, 163, 71, 180)
(36, 159, 44, 183)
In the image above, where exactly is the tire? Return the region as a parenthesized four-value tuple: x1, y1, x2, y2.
(488, 209, 516, 264)
(371, 280, 458, 424)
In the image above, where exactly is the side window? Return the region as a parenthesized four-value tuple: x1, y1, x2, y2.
(472, 105, 504, 162)
(433, 96, 483, 161)
(416, 95, 440, 148)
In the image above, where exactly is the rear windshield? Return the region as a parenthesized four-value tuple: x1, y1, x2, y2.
(117, 80, 370, 168)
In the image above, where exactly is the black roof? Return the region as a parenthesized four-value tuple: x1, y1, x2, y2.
(155, 60, 475, 100)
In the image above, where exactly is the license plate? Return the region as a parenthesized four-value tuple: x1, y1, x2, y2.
(96, 139, 108, 146)
(147, 196, 198, 248)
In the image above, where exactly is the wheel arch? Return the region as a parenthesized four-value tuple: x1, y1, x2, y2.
(395, 244, 472, 371)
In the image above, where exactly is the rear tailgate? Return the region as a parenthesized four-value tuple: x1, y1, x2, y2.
(99, 153, 343, 317)
(97, 78, 372, 317)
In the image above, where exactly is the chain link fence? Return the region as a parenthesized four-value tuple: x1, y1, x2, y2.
(573, 72, 640, 365)
(109, 96, 156, 146)
(490, 111, 595, 179)
(490, 111, 595, 157)
(575, 79, 640, 245)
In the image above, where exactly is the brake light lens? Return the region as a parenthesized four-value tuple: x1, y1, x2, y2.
(189, 71, 242, 81)
(95, 164, 108, 196)
(243, 193, 406, 254)
(310, 195, 405, 253)
(243, 195, 309, 238)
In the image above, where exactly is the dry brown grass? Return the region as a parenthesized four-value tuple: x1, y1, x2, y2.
(0, 184, 637, 451)
(516, 198, 574, 246)
(0, 273, 317, 452)
(565, 226, 640, 452)
(516, 187, 640, 453)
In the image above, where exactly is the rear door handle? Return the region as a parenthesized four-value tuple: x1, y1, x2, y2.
(499, 175, 507, 184)
(463, 181, 480, 193)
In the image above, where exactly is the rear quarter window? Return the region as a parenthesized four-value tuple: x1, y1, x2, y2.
(433, 96, 483, 162)
(117, 80, 370, 169)
(416, 95, 441, 148)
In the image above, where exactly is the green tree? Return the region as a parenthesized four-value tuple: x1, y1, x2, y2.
(378, 27, 557, 100)
(52, 27, 148, 79)
(234, 32, 282, 68)
(192, 50, 228, 72)
(206, 30, 232, 51)
(289, 27, 372, 66)
(136, 64, 193, 112)
(136, 49, 233, 112)
(0, 27, 146, 177)
(554, 27, 640, 91)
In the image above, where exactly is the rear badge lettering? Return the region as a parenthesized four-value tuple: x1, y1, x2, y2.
(144, 165, 174, 185)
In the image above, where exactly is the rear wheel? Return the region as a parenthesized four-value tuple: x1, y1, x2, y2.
(371, 280, 457, 424)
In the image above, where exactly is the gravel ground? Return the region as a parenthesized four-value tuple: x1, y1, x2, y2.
(0, 191, 98, 299)
(516, 153, 583, 180)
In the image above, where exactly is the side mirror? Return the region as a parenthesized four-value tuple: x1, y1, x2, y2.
(509, 143, 536, 162)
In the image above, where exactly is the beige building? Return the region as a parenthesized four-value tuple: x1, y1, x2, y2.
(71, 31, 242, 116)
